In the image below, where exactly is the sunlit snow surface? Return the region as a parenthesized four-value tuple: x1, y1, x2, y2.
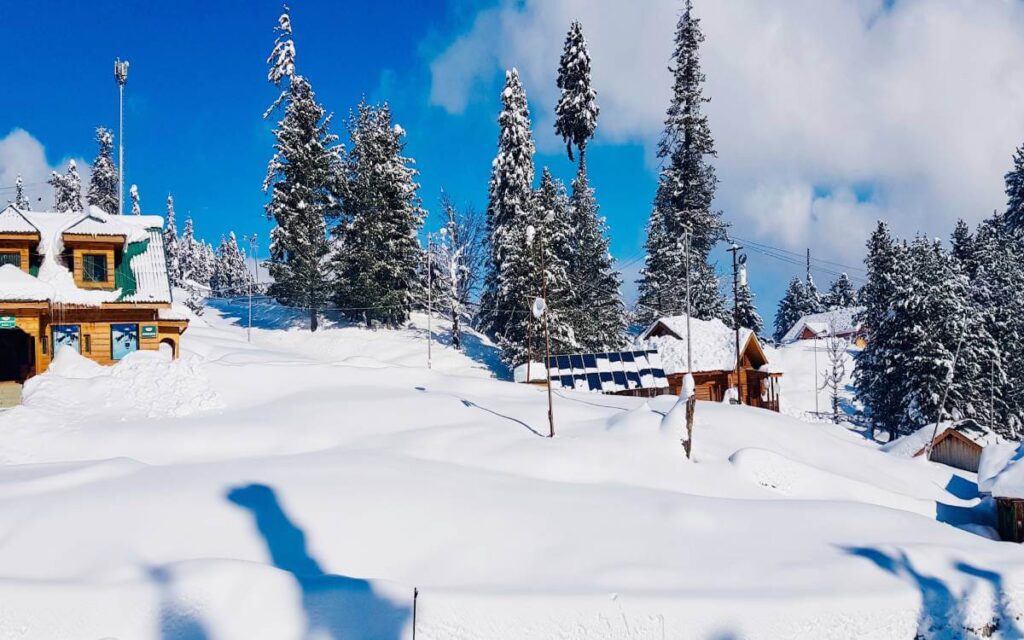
(0, 301, 1021, 639)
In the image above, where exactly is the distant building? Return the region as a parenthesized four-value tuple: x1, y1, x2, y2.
(782, 306, 866, 348)
(638, 315, 781, 412)
(0, 206, 187, 397)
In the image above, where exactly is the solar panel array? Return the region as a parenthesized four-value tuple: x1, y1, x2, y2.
(546, 350, 669, 394)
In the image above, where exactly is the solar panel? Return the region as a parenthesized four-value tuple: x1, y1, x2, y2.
(586, 373, 601, 391)
(582, 353, 597, 369)
(608, 352, 621, 363)
(542, 349, 669, 395)
(621, 351, 635, 363)
(556, 355, 571, 370)
(570, 354, 585, 370)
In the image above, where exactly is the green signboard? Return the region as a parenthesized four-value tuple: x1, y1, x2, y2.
(141, 325, 158, 338)
(0, 316, 16, 329)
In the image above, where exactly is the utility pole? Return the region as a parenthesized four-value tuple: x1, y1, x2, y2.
(114, 59, 129, 216)
(727, 243, 744, 404)
(540, 216, 555, 438)
(426, 234, 433, 369)
(813, 333, 820, 416)
(683, 227, 695, 459)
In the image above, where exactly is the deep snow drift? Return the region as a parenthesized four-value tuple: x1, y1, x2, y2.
(0, 304, 1021, 639)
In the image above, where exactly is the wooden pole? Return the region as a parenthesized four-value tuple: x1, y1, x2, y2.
(684, 228, 695, 458)
(426, 235, 432, 369)
(541, 231, 554, 438)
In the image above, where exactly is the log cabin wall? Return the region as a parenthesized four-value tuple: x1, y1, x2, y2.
(929, 432, 983, 473)
(996, 498, 1024, 543)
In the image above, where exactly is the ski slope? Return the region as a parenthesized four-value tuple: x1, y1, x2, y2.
(0, 304, 1021, 639)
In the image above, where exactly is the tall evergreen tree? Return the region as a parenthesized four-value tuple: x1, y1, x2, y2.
(49, 161, 82, 213)
(334, 101, 425, 327)
(164, 194, 181, 287)
(1005, 143, 1024, 234)
(87, 127, 118, 215)
(733, 281, 763, 335)
(804, 272, 823, 314)
(825, 273, 858, 309)
(14, 174, 30, 210)
(567, 166, 625, 351)
(262, 6, 340, 331)
(554, 20, 599, 165)
(211, 232, 253, 297)
(773, 277, 808, 342)
(479, 68, 537, 359)
(637, 0, 725, 323)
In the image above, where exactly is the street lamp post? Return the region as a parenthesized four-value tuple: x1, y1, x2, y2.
(114, 59, 129, 216)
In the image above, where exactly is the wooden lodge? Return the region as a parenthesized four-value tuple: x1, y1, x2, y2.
(0, 206, 187, 402)
(639, 315, 782, 412)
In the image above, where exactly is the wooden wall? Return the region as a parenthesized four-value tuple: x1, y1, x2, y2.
(996, 498, 1024, 543)
(930, 433, 982, 473)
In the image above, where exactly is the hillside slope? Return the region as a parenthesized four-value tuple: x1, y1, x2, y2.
(0, 305, 1020, 639)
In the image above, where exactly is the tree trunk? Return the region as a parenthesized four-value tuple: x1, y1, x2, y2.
(452, 313, 461, 350)
(309, 307, 318, 332)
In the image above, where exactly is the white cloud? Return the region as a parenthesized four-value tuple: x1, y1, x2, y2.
(0, 129, 91, 211)
(429, 0, 1024, 263)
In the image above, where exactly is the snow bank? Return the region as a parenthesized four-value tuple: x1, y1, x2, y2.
(980, 443, 1021, 495)
(989, 443, 1024, 499)
(0, 264, 54, 301)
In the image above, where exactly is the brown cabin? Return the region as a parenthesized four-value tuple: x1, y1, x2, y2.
(0, 207, 187, 403)
(913, 425, 990, 473)
(640, 316, 782, 412)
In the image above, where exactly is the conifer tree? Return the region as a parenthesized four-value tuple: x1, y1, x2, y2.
(637, 0, 726, 323)
(554, 20, 599, 165)
(567, 166, 625, 351)
(262, 6, 340, 331)
(773, 277, 807, 342)
(733, 281, 763, 335)
(49, 161, 82, 213)
(804, 273, 823, 313)
(1005, 143, 1024, 234)
(480, 68, 537, 358)
(825, 273, 858, 309)
(211, 232, 253, 297)
(14, 174, 30, 210)
(164, 194, 181, 287)
(87, 127, 118, 215)
(129, 184, 141, 215)
(178, 217, 199, 285)
(334, 101, 425, 327)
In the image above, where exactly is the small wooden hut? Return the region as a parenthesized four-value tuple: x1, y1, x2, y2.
(639, 316, 781, 411)
(912, 421, 1001, 473)
(980, 442, 1024, 543)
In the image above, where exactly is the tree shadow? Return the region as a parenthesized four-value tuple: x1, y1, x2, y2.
(844, 546, 959, 637)
(955, 561, 1023, 638)
(227, 484, 411, 640)
(148, 566, 210, 640)
(413, 386, 545, 437)
(935, 475, 997, 533)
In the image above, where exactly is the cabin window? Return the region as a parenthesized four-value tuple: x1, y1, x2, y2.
(0, 252, 21, 268)
(52, 325, 81, 354)
(111, 323, 139, 361)
(84, 335, 92, 353)
(82, 253, 109, 282)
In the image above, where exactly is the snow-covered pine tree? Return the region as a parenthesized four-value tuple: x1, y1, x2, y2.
(479, 68, 537, 358)
(334, 101, 425, 327)
(163, 194, 181, 287)
(49, 162, 83, 213)
(262, 6, 340, 331)
(733, 280, 763, 335)
(178, 217, 199, 286)
(854, 222, 907, 437)
(803, 273, 824, 314)
(958, 214, 1023, 439)
(824, 273, 858, 310)
(198, 241, 217, 289)
(567, 165, 625, 351)
(129, 184, 141, 215)
(211, 232, 253, 297)
(431, 193, 486, 350)
(637, 0, 726, 324)
(14, 174, 30, 210)
(87, 127, 118, 215)
(773, 277, 807, 342)
(1005, 143, 1024, 234)
(554, 20, 599, 165)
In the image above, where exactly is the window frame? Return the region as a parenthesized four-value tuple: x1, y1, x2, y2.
(110, 323, 140, 361)
(0, 251, 21, 268)
(51, 324, 81, 354)
(81, 252, 109, 284)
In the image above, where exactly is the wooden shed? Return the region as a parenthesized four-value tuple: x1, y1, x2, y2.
(912, 421, 1002, 473)
(639, 315, 782, 412)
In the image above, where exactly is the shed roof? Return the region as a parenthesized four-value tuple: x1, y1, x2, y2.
(782, 306, 864, 343)
(546, 350, 669, 394)
(639, 315, 762, 375)
(988, 442, 1024, 499)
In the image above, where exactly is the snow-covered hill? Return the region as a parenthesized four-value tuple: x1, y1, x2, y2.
(0, 305, 1021, 639)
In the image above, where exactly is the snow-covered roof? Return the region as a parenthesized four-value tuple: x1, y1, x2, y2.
(638, 315, 755, 375)
(0, 264, 53, 301)
(0, 206, 40, 234)
(782, 306, 865, 343)
(979, 442, 1020, 495)
(882, 422, 1005, 458)
(0, 206, 171, 306)
(988, 442, 1024, 499)
(546, 350, 669, 394)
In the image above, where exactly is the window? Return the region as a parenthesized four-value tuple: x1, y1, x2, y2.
(111, 324, 139, 361)
(82, 253, 108, 282)
(84, 335, 92, 353)
(52, 325, 81, 354)
(0, 252, 21, 268)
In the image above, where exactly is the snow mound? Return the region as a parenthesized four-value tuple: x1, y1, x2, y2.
(45, 345, 108, 378)
(980, 443, 1020, 494)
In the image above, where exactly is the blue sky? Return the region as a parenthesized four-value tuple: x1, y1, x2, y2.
(3, 0, 1023, 326)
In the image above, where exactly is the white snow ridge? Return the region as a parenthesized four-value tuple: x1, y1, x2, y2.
(0, 303, 1021, 639)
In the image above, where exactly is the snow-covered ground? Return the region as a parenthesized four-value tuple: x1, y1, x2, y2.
(766, 339, 862, 426)
(0, 305, 1022, 639)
